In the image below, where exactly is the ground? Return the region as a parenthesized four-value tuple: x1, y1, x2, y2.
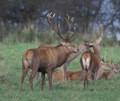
(0, 43, 120, 101)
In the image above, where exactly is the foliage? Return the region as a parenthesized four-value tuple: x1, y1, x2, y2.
(0, 43, 120, 101)
(0, 0, 120, 37)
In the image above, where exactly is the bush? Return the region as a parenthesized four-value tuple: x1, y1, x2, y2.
(0, 24, 120, 46)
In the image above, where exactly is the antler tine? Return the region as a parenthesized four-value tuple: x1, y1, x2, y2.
(47, 12, 55, 19)
(56, 22, 66, 40)
(47, 12, 67, 41)
(64, 14, 75, 41)
(65, 14, 74, 32)
(47, 12, 56, 29)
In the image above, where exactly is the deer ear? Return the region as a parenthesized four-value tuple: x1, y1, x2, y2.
(60, 42, 66, 46)
(93, 33, 103, 45)
(100, 58, 104, 63)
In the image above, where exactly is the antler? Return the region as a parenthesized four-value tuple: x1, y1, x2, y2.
(65, 14, 74, 32)
(56, 23, 67, 40)
(47, 12, 67, 40)
(47, 12, 76, 41)
(64, 14, 75, 41)
(47, 12, 55, 29)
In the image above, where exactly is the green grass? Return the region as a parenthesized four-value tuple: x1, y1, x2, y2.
(0, 43, 120, 101)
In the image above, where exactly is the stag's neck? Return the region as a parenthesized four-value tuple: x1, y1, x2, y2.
(56, 46, 73, 55)
(55, 46, 72, 67)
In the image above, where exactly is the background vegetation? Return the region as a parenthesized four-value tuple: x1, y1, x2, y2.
(0, 0, 120, 45)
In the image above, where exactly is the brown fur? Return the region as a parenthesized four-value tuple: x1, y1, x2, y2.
(101, 64, 120, 79)
(35, 42, 90, 82)
(61, 33, 103, 81)
(36, 43, 54, 49)
(52, 70, 93, 81)
(20, 42, 78, 91)
(80, 48, 100, 90)
(80, 33, 103, 90)
(52, 62, 119, 82)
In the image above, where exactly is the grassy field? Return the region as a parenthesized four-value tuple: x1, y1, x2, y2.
(0, 42, 120, 101)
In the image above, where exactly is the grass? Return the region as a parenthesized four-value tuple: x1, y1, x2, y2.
(0, 42, 120, 101)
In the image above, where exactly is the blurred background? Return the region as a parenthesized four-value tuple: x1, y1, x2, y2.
(0, 0, 120, 46)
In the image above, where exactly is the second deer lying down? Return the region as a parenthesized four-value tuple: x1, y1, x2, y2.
(101, 63, 120, 79)
(52, 61, 120, 81)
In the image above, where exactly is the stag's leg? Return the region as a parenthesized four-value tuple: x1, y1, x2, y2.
(41, 73, 45, 91)
(62, 63, 68, 82)
(20, 67, 29, 92)
(35, 72, 39, 81)
(47, 69, 53, 90)
(29, 69, 38, 91)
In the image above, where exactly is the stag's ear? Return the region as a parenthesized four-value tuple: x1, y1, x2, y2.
(60, 42, 66, 46)
(93, 33, 103, 45)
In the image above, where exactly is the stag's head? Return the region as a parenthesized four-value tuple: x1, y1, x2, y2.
(60, 41, 78, 53)
(47, 12, 78, 53)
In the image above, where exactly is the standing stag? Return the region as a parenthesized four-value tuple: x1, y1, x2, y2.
(80, 33, 103, 90)
(20, 12, 79, 91)
(37, 13, 95, 81)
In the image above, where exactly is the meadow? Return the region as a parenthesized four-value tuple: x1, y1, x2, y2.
(0, 42, 120, 101)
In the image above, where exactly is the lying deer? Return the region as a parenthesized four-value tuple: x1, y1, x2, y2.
(20, 12, 79, 91)
(52, 59, 114, 82)
(52, 69, 92, 81)
(101, 63, 120, 79)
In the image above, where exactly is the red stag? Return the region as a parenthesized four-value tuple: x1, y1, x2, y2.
(20, 12, 78, 91)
